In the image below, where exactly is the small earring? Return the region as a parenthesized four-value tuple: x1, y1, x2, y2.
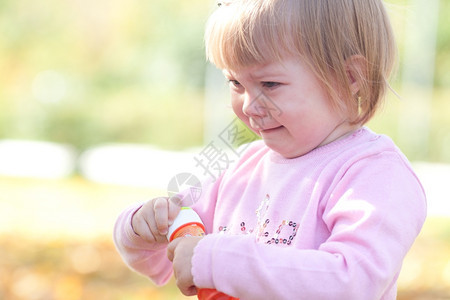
(357, 96, 362, 115)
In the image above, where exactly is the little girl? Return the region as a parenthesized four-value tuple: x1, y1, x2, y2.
(114, 0, 427, 299)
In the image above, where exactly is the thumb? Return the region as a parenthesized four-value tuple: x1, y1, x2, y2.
(168, 196, 182, 226)
(167, 238, 181, 262)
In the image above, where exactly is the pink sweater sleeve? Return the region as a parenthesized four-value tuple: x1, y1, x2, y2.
(113, 203, 173, 285)
(191, 153, 426, 300)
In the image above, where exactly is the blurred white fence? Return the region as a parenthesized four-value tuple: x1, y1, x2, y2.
(78, 144, 199, 189)
(0, 140, 76, 179)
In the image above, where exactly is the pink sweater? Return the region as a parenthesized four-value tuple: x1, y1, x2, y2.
(114, 127, 426, 300)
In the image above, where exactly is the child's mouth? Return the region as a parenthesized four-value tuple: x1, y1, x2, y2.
(260, 126, 283, 133)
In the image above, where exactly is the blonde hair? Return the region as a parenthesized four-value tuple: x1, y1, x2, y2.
(205, 0, 397, 124)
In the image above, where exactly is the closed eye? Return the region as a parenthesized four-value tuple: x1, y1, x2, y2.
(262, 81, 280, 88)
(228, 79, 241, 87)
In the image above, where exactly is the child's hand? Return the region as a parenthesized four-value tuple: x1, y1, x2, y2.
(167, 236, 203, 296)
(131, 197, 182, 243)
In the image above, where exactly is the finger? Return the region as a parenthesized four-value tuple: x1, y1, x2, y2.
(131, 206, 155, 242)
(168, 196, 182, 226)
(177, 281, 198, 297)
(131, 212, 147, 237)
(145, 211, 168, 243)
(153, 197, 170, 236)
(167, 238, 181, 262)
(131, 206, 143, 236)
(173, 254, 197, 296)
(135, 198, 167, 243)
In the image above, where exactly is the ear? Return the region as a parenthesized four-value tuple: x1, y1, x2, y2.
(345, 55, 367, 96)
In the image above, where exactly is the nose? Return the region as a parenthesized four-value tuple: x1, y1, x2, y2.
(242, 90, 265, 118)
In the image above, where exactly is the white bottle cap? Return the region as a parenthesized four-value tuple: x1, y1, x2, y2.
(167, 207, 204, 241)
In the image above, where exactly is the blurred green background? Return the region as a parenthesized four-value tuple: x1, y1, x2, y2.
(0, 0, 208, 151)
(0, 0, 448, 159)
(0, 0, 449, 299)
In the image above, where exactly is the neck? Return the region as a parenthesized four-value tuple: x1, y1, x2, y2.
(317, 121, 361, 149)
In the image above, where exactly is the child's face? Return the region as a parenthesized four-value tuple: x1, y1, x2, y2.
(224, 57, 356, 158)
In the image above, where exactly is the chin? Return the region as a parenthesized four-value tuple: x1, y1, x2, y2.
(267, 142, 306, 159)
(263, 141, 288, 157)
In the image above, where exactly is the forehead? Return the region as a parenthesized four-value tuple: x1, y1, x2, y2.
(223, 56, 313, 80)
(223, 60, 290, 78)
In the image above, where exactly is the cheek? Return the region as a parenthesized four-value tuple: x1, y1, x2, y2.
(230, 95, 245, 119)
(230, 95, 255, 132)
